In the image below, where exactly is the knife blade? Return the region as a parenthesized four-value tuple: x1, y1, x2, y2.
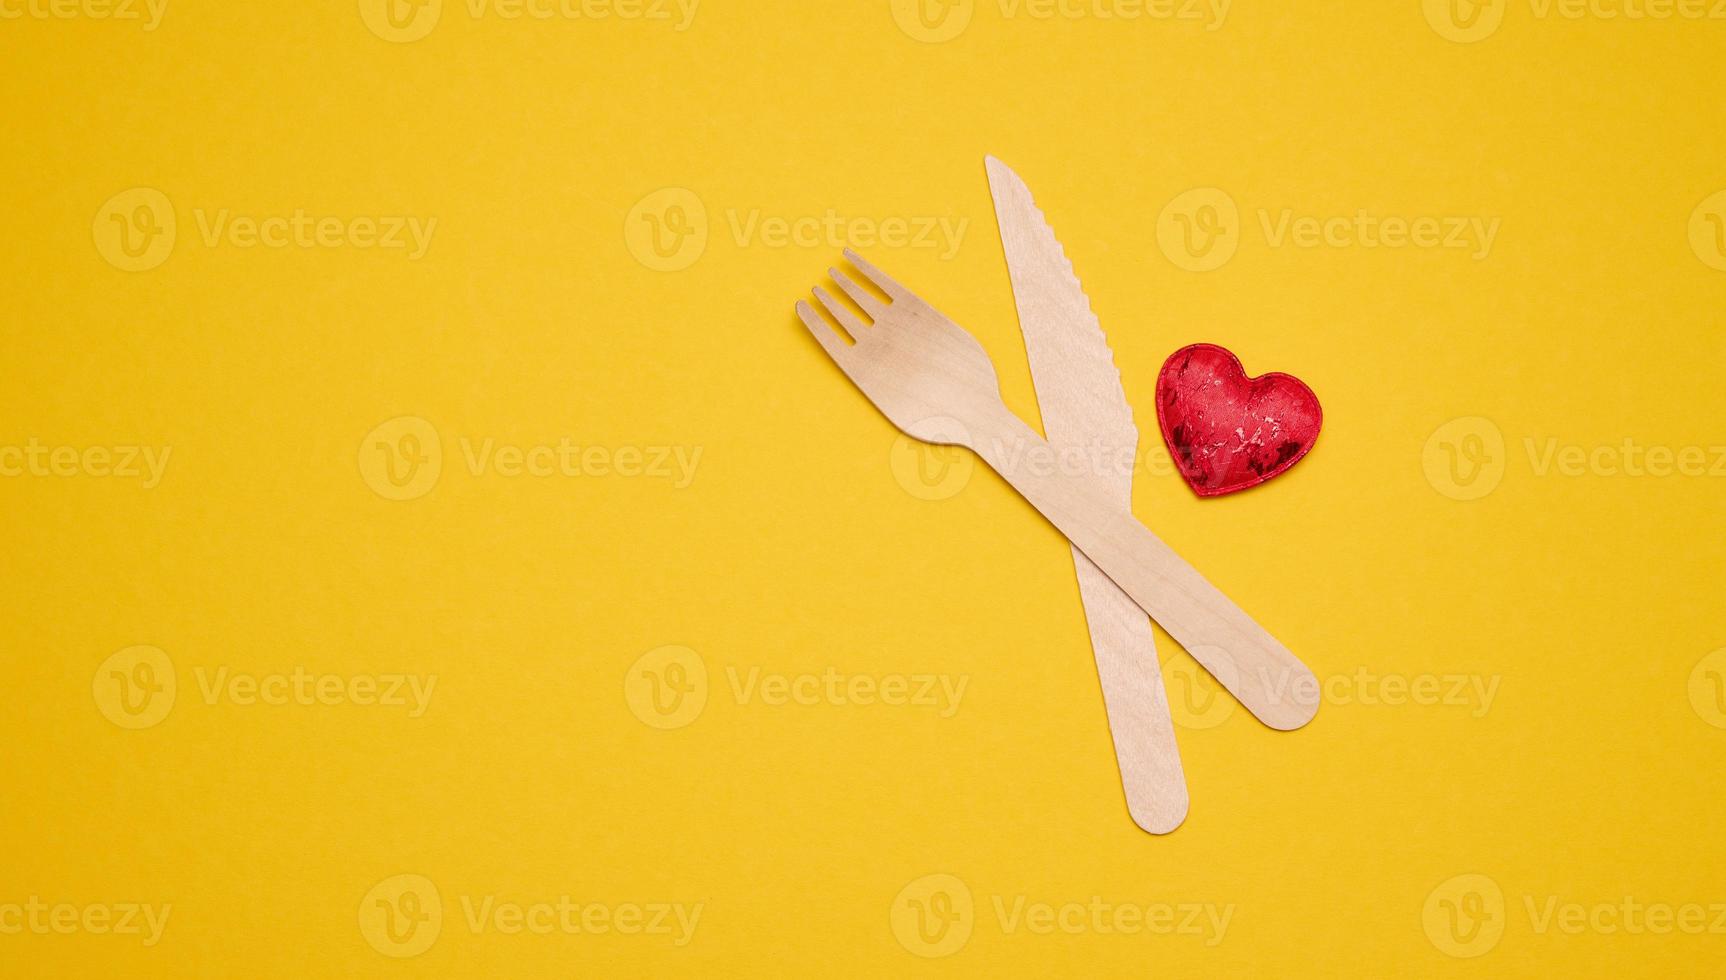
(985, 155, 1189, 834)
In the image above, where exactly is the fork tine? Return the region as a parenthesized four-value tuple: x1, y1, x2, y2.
(842, 249, 909, 299)
(812, 286, 869, 337)
(828, 268, 887, 318)
(796, 301, 852, 362)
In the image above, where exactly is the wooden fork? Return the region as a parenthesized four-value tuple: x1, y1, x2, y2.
(797, 250, 1318, 731)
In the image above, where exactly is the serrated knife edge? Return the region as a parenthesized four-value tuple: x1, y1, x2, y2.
(985, 155, 1138, 501)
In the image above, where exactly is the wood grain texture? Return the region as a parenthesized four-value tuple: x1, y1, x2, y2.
(987, 156, 1188, 833)
(973, 407, 1317, 731)
(798, 250, 1319, 734)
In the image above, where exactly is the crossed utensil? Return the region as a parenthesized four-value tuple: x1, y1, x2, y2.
(795, 157, 1317, 833)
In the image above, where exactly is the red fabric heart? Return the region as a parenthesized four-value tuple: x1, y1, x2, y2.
(1155, 343, 1322, 497)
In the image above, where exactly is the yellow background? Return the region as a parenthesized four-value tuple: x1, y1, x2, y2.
(4, 0, 1725, 975)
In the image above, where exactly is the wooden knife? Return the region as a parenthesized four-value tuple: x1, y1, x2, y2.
(985, 155, 1190, 833)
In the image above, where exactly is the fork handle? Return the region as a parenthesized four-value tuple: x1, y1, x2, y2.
(971, 405, 1318, 730)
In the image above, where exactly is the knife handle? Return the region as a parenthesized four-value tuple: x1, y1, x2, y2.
(1071, 548, 1190, 833)
(970, 405, 1318, 731)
